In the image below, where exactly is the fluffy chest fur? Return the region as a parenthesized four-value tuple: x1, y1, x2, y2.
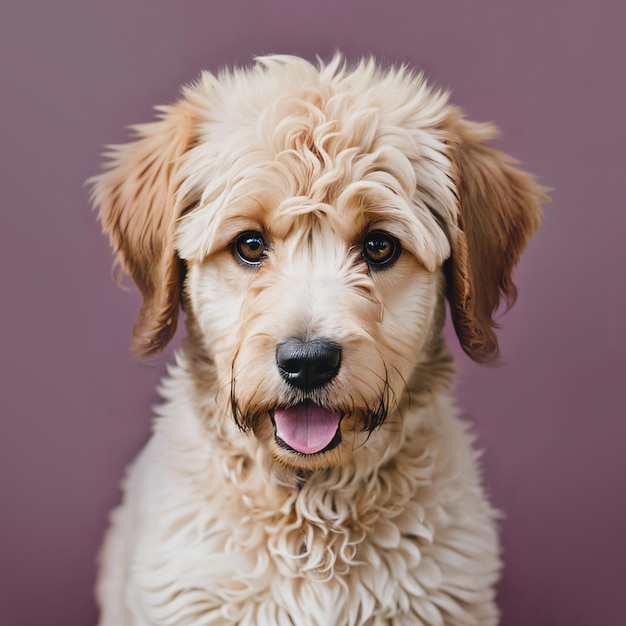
(104, 360, 499, 626)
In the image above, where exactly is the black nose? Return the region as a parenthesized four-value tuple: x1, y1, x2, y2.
(276, 337, 342, 390)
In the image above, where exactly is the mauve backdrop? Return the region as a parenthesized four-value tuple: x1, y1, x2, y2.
(1, 1, 624, 625)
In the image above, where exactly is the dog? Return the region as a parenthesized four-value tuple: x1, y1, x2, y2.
(91, 54, 543, 626)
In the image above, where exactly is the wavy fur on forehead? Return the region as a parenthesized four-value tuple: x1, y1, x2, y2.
(176, 55, 456, 264)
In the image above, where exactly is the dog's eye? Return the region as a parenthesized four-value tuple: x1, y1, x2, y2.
(362, 231, 400, 269)
(233, 231, 267, 266)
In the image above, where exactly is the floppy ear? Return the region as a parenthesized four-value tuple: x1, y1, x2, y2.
(443, 114, 545, 362)
(90, 98, 200, 358)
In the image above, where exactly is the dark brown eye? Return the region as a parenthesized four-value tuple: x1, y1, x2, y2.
(234, 231, 266, 265)
(362, 231, 400, 269)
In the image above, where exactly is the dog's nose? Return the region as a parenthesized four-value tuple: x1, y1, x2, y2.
(276, 338, 342, 390)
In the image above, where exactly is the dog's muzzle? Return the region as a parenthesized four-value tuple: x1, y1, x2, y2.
(274, 338, 342, 454)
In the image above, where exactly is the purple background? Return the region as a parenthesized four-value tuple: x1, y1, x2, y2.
(1, 1, 624, 625)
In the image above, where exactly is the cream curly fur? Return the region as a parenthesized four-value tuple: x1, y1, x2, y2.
(91, 55, 543, 625)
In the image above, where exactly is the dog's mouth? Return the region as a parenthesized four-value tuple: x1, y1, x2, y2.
(271, 401, 342, 455)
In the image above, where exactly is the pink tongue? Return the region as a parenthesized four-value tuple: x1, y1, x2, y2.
(273, 403, 341, 454)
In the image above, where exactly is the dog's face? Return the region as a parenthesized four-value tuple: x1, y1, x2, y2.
(179, 151, 448, 470)
(91, 55, 543, 471)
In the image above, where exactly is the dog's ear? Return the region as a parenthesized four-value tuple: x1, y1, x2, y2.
(90, 98, 200, 358)
(443, 114, 545, 363)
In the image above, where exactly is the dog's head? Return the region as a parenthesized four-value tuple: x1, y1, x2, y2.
(91, 55, 543, 471)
